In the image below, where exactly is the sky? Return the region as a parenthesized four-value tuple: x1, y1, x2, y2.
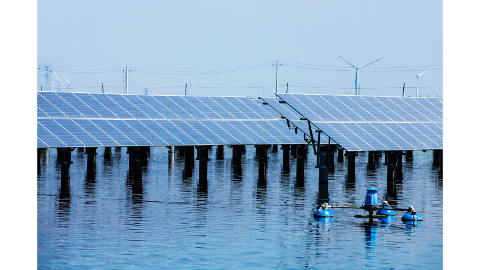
(37, 0, 443, 98)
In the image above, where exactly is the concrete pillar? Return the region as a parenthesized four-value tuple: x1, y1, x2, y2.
(318, 145, 328, 183)
(128, 146, 143, 176)
(216, 145, 224, 160)
(367, 151, 375, 170)
(328, 146, 334, 171)
(396, 151, 403, 180)
(232, 145, 242, 176)
(386, 151, 397, 181)
(258, 145, 268, 180)
(405, 150, 413, 160)
(199, 146, 209, 175)
(184, 146, 195, 165)
(337, 147, 344, 162)
(296, 145, 306, 179)
(168, 146, 175, 166)
(104, 147, 111, 161)
(86, 147, 97, 179)
(178, 146, 184, 158)
(433, 149, 442, 166)
(318, 182, 329, 205)
(347, 151, 356, 180)
(282, 144, 290, 173)
(59, 148, 73, 180)
(291, 144, 297, 157)
(272, 144, 278, 153)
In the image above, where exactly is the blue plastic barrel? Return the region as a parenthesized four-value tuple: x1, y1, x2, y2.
(364, 187, 378, 206)
(376, 206, 396, 216)
(314, 208, 334, 217)
(401, 212, 422, 221)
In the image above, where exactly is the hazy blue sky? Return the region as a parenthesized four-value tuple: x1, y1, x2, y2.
(37, 0, 442, 98)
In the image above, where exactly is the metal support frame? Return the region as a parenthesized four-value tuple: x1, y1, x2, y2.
(308, 121, 317, 155)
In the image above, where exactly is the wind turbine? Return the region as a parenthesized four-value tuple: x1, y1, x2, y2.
(52, 70, 65, 91)
(403, 65, 436, 97)
(63, 74, 71, 92)
(335, 53, 383, 95)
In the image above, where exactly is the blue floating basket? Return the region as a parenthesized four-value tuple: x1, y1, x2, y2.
(401, 212, 422, 221)
(376, 206, 396, 216)
(314, 208, 334, 218)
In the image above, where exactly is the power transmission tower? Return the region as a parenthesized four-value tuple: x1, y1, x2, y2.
(273, 60, 282, 94)
(44, 64, 52, 91)
(123, 67, 131, 94)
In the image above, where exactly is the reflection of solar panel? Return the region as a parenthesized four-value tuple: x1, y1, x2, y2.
(37, 92, 306, 147)
(276, 93, 443, 151)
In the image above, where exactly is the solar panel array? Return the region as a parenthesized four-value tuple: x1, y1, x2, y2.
(259, 97, 332, 143)
(37, 92, 307, 148)
(276, 94, 443, 151)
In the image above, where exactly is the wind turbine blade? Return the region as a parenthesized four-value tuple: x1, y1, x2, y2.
(335, 53, 357, 69)
(63, 74, 70, 84)
(358, 57, 384, 69)
(418, 65, 437, 76)
(52, 71, 65, 88)
(403, 64, 419, 76)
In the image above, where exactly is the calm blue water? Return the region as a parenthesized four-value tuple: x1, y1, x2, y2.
(37, 146, 442, 269)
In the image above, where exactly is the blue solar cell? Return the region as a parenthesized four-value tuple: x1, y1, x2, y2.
(107, 120, 152, 146)
(37, 121, 67, 147)
(73, 93, 118, 119)
(383, 123, 427, 150)
(140, 120, 183, 145)
(90, 119, 135, 146)
(361, 96, 405, 122)
(277, 94, 323, 121)
(37, 94, 68, 118)
(172, 120, 212, 145)
(38, 118, 85, 147)
(308, 95, 350, 121)
(54, 119, 102, 147)
(37, 107, 49, 118)
(345, 123, 387, 150)
(136, 95, 175, 119)
(320, 95, 364, 122)
(197, 97, 235, 119)
(214, 121, 254, 144)
(153, 96, 193, 119)
(331, 123, 374, 150)
(409, 123, 443, 147)
(372, 123, 415, 150)
(225, 97, 260, 119)
(39, 92, 85, 118)
(356, 96, 394, 122)
(122, 120, 167, 146)
(169, 96, 208, 119)
(263, 97, 303, 120)
(155, 120, 198, 145)
(238, 97, 276, 119)
(434, 122, 443, 130)
(402, 98, 441, 122)
(56, 92, 102, 118)
(425, 98, 443, 111)
(423, 122, 443, 138)
(340, 96, 378, 122)
(184, 120, 226, 145)
(253, 121, 290, 144)
(211, 97, 248, 119)
(396, 123, 440, 149)
(37, 138, 48, 148)
(295, 95, 335, 121)
(183, 96, 221, 119)
(253, 99, 281, 119)
(73, 119, 120, 146)
(355, 123, 399, 150)
(387, 97, 429, 122)
(373, 97, 417, 122)
(415, 98, 443, 121)
(235, 121, 269, 144)
(106, 94, 150, 119)
(200, 121, 242, 145)
(91, 94, 134, 119)
(314, 123, 360, 150)
(123, 95, 165, 119)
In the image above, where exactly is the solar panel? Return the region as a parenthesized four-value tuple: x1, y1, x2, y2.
(37, 138, 48, 148)
(38, 92, 308, 148)
(277, 93, 443, 151)
(73, 93, 119, 119)
(73, 119, 120, 146)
